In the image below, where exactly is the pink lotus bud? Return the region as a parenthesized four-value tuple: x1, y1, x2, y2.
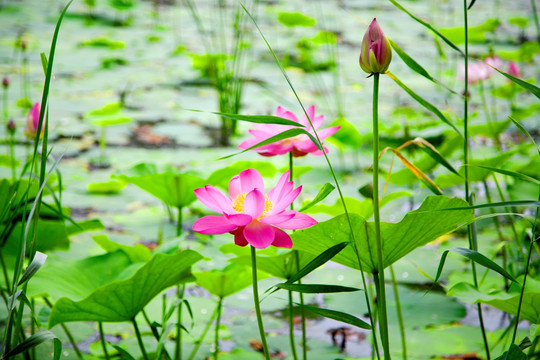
(359, 18, 392, 74)
(508, 61, 521, 78)
(2, 76, 8, 88)
(7, 119, 16, 135)
(24, 102, 45, 139)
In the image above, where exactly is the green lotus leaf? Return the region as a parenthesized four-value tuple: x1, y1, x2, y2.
(48, 250, 203, 327)
(292, 195, 473, 273)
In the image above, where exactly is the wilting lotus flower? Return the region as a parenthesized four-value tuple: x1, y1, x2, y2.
(507, 61, 521, 78)
(359, 18, 392, 74)
(24, 102, 44, 139)
(238, 105, 340, 157)
(192, 169, 317, 249)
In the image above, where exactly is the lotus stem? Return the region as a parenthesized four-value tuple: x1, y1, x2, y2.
(251, 245, 270, 360)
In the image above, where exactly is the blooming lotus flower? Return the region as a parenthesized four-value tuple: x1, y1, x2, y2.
(460, 56, 502, 84)
(359, 18, 392, 74)
(24, 102, 44, 139)
(192, 169, 317, 249)
(507, 61, 521, 78)
(238, 105, 340, 157)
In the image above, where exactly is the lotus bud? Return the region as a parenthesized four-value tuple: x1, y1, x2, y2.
(21, 40, 27, 51)
(7, 119, 16, 135)
(24, 102, 44, 139)
(508, 61, 521, 78)
(359, 18, 392, 74)
(2, 76, 8, 88)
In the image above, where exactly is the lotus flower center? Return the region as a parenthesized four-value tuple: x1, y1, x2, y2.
(232, 192, 273, 218)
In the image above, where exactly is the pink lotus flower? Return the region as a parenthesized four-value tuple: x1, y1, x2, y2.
(24, 102, 44, 139)
(238, 105, 340, 157)
(359, 18, 392, 74)
(192, 169, 317, 249)
(460, 56, 503, 84)
(507, 61, 521, 78)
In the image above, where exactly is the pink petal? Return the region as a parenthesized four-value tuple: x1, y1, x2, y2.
(234, 227, 249, 246)
(299, 105, 316, 127)
(275, 106, 298, 122)
(224, 213, 253, 226)
(316, 126, 340, 140)
(194, 186, 229, 213)
(277, 212, 318, 230)
(259, 211, 296, 225)
(243, 189, 265, 218)
(271, 227, 293, 248)
(272, 185, 302, 213)
(257, 142, 294, 156)
(293, 139, 319, 154)
(267, 171, 292, 204)
(239, 169, 264, 193)
(204, 185, 234, 213)
(228, 175, 241, 199)
(311, 114, 325, 130)
(193, 215, 237, 234)
(243, 220, 274, 249)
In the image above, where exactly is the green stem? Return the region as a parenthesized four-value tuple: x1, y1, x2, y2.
(289, 152, 307, 360)
(295, 251, 307, 360)
(251, 246, 270, 360)
(288, 290, 299, 360)
(0, 251, 11, 295)
(372, 72, 390, 360)
(390, 266, 406, 360)
(463, 3, 490, 359)
(2, 88, 7, 126)
(9, 133, 16, 182)
(44, 297, 83, 360)
(132, 317, 149, 360)
(31, 298, 36, 360)
(99, 126, 106, 167)
(531, 0, 540, 42)
(142, 308, 161, 343)
(214, 297, 223, 360)
(175, 285, 185, 360)
(511, 191, 540, 344)
(98, 322, 110, 360)
(187, 299, 219, 360)
(176, 206, 183, 237)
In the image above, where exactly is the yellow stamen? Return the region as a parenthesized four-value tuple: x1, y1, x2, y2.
(232, 192, 273, 219)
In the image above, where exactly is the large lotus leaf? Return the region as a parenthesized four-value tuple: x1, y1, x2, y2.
(229, 250, 316, 280)
(194, 263, 254, 298)
(113, 163, 205, 208)
(27, 251, 133, 301)
(292, 196, 473, 273)
(93, 234, 151, 263)
(2, 219, 70, 255)
(48, 250, 203, 327)
(449, 278, 540, 324)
